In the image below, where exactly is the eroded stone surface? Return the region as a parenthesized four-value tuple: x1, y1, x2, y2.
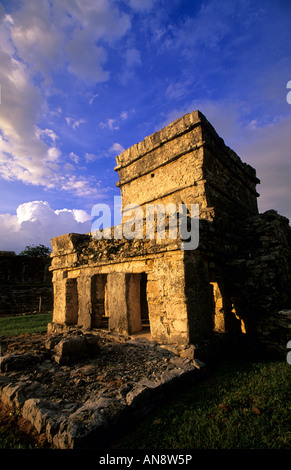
(0, 330, 204, 448)
(49, 110, 291, 354)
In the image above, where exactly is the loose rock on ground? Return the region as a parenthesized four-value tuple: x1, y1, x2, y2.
(0, 328, 204, 449)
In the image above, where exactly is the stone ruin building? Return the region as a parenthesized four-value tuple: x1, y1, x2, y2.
(49, 110, 291, 355)
(0, 251, 52, 316)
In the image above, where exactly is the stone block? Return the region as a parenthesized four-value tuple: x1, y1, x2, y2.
(84, 335, 100, 356)
(0, 353, 43, 373)
(53, 335, 99, 364)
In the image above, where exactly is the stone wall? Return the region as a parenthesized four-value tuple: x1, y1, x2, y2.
(49, 110, 291, 354)
(50, 232, 189, 345)
(0, 252, 53, 316)
(115, 110, 259, 225)
(226, 210, 291, 352)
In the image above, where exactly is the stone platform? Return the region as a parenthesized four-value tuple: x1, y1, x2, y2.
(0, 327, 205, 449)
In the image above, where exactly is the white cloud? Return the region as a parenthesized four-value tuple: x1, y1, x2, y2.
(65, 117, 86, 129)
(10, 0, 64, 82)
(59, 175, 101, 197)
(89, 93, 99, 105)
(66, 29, 109, 83)
(85, 152, 101, 162)
(55, 208, 92, 223)
(99, 118, 120, 131)
(0, 201, 92, 253)
(37, 128, 59, 143)
(0, 29, 61, 186)
(165, 79, 194, 101)
(0, 0, 131, 195)
(9, 0, 131, 84)
(120, 111, 128, 120)
(109, 143, 125, 154)
(58, 0, 131, 44)
(69, 152, 80, 164)
(72, 209, 92, 223)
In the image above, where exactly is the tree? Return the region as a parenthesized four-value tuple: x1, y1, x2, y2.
(19, 244, 52, 257)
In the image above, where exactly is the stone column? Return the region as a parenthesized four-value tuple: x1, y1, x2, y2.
(52, 277, 67, 324)
(52, 276, 78, 326)
(107, 272, 128, 335)
(77, 276, 92, 329)
(65, 278, 78, 325)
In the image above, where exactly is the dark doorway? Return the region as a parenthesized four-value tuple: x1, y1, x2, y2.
(140, 273, 149, 328)
(91, 274, 108, 328)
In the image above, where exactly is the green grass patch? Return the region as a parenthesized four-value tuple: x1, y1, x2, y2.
(0, 313, 52, 337)
(117, 359, 291, 450)
(0, 403, 47, 449)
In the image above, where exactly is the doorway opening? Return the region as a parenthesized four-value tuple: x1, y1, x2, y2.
(127, 273, 150, 337)
(91, 274, 108, 329)
(140, 272, 149, 331)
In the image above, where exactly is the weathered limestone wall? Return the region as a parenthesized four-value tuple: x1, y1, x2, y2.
(201, 118, 259, 221)
(49, 110, 290, 354)
(115, 110, 259, 226)
(184, 250, 214, 343)
(227, 210, 291, 352)
(50, 233, 189, 344)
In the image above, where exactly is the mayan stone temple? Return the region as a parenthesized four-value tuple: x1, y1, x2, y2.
(49, 110, 291, 353)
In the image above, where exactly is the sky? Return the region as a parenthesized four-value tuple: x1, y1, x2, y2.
(0, 0, 290, 253)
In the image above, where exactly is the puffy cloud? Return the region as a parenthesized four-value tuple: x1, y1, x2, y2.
(120, 111, 128, 120)
(99, 119, 120, 131)
(99, 110, 132, 132)
(58, 175, 101, 197)
(0, 38, 61, 187)
(0, 0, 131, 193)
(69, 152, 80, 164)
(84, 152, 101, 162)
(57, 0, 131, 44)
(9, 0, 131, 84)
(65, 117, 86, 129)
(109, 143, 125, 154)
(10, 0, 64, 81)
(65, 29, 109, 83)
(0, 201, 92, 253)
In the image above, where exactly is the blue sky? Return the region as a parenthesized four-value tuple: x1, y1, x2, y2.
(0, 0, 290, 252)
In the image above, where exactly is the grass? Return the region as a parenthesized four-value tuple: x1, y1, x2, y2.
(0, 312, 53, 449)
(116, 358, 291, 450)
(0, 313, 52, 337)
(0, 401, 49, 449)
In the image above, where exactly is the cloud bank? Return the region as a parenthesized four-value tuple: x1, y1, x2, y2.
(0, 201, 92, 253)
(0, 0, 131, 195)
